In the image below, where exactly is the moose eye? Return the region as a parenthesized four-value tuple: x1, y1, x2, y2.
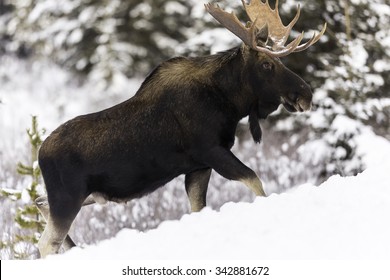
(262, 62, 273, 71)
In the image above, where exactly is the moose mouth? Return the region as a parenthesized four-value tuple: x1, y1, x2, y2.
(281, 96, 311, 113)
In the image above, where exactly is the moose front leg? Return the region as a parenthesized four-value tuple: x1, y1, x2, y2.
(202, 147, 266, 197)
(185, 168, 212, 212)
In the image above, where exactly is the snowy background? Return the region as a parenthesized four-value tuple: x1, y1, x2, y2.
(0, 0, 389, 259)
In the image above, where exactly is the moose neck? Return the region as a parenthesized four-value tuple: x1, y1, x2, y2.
(206, 47, 258, 120)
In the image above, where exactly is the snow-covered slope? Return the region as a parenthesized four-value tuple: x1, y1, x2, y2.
(53, 132, 390, 260)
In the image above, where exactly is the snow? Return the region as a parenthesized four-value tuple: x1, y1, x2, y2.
(20, 189, 31, 204)
(373, 59, 390, 72)
(297, 139, 329, 166)
(355, 129, 390, 169)
(341, 40, 369, 72)
(0, 0, 389, 265)
(164, 2, 188, 15)
(178, 28, 240, 54)
(130, 3, 152, 18)
(0, 187, 21, 195)
(50, 131, 390, 260)
(330, 115, 361, 138)
(371, 2, 390, 19)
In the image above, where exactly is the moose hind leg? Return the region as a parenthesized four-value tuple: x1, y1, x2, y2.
(38, 215, 73, 257)
(36, 196, 77, 250)
(185, 168, 212, 212)
(38, 192, 84, 257)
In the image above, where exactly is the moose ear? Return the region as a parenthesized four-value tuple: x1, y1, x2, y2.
(249, 106, 262, 143)
(256, 24, 269, 46)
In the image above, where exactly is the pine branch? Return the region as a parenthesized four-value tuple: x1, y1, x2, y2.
(17, 162, 34, 176)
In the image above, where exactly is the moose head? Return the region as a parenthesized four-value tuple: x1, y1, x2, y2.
(206, 0, 326, 141)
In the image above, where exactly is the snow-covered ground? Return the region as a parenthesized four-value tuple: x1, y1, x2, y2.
(50, 130, 390, 260)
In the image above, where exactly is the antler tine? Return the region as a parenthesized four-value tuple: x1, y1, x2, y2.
(286, 4, 301, 30)
(242, 0, 299, 50)
(270, 0, 294, 46)
(205, 3, 257, 48)
(273, 2, 301, 48)
(293, 23, 327, 52)
(254, 30, 304, 57)
(284, 4, 300, 36)
(275, 0, 279, 15)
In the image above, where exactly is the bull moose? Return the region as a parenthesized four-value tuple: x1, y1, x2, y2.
(36, 0, 326, 257)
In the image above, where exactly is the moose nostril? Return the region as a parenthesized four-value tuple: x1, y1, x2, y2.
(288, 92, 298, 102)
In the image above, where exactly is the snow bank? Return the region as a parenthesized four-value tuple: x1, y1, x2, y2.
(54, 135, 390, 259)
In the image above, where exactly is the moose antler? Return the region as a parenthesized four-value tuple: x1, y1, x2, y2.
(205, 0, 326, 57)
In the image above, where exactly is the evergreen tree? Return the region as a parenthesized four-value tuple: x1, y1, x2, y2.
(0, 116, 45, 259)
(2, 0, 196, 85)
(288, 0, 390, 178)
